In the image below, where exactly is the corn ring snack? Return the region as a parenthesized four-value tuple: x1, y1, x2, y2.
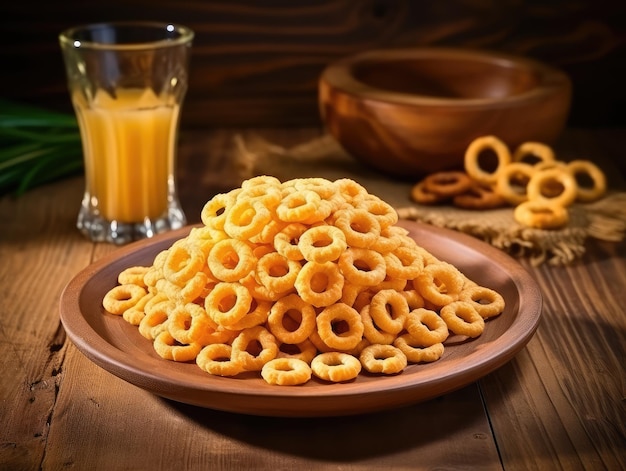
(334, 178, 368, 203)
(464, 135, 511, 185)
(273, 223, 307, 261)
(225, 298, 272, 331)
(338, 248, 387, 287)
(276, 189, 331, 224)
(440, 301, 485, 338)
(360, 304, 396, 345)
(103, 284, 148, 315)
(384, 246, 424, 280)
(138, 300, 173, 340)
(117, 266, 150, 288)
(224, 199, 272, 240)
(201, 191, 237, 230)
(414, 262, 465, 307)
(277, 338, 318, 363)
(371, 226, 402, 253)
(405, 308, 449, 345)
(369, 289, 409, 335)
(359, 344, 407, 374)
(261, 358, 312, 386)
(196, 344, 244, 377)
(393, 334, 445, 363)
(256, 252, 301, 294)
(295, 260, 344, 307)
(267, 294, 316, 344)
(452, 182, 507, 210)
(122, 291, 156, 326)
(334, 208, 381, 248)
(459, 286, 505, 319)
(208, 238, 256, 283)
(567, 159, 607, 202)
(410, 180, 448, 205)
(311, 352, 362, 382)
(163, 243, 206, 286)
(513, 200, 569, 229)
(512, 141, 555, 165)
(355, 195, 398, 228)
(231, 326, 279, 371)
(401, 289, 425, 310)
(422, 171, 473, 198)
(298, 225, 347, 263)
(153, 331, 202, 362)
(205, 282, 252, 327)
(168, 303, 216, 345)
(527, 167, 577, 207)
(496, 162, 536, 206)
(315, 304, 364, 351)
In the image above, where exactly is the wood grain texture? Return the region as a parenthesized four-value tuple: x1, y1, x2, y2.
(0, 0, 624, 127)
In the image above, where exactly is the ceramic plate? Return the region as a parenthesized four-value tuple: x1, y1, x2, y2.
(59, 220, 542, 417)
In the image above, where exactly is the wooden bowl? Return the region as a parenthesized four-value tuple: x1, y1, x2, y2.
(319, 47, 571, 179)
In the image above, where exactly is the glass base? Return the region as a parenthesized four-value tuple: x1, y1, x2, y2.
(77, 203, 186, 245)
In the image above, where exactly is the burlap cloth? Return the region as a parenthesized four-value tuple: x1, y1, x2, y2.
(232, 133, 626, 266)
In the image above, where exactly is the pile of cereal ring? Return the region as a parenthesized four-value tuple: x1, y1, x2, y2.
(103, 176, 505, 386)
(410, 135, 607, 229)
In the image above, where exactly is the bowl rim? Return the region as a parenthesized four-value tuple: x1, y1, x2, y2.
(320, 47, 571, 109)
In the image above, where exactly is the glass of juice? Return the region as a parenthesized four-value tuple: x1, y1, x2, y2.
(59, 22, 193, 244)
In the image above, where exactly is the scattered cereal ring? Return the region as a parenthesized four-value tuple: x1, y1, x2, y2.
(453, 182, 507, 209)
(196, 344, 244, 377)
(512, 141, 555, 165)
(359, 344, 407, 374)
(153, 331, 202, 362)
(369, 289, 409, 335)
(422, 171, 473, 198)
(205, 282, 252, 327)
(298, 225, 347, 263)
(311, 352, 362, 382)
(440, 301, 485, 338)
(405, 308, 449, 345)
(513, 199, 569, 229)
(103, 284, 147, 315)
(295, 260, 344, 307)
(334, 208, 381, 248)
(208, 238, 256, 283)
(464, 135, 511, 185)
(231, 326, 279, 371)
(224, 199, 272, 240)
(459, 286, 505, 319)
(360, 304, 396, 345)
(527, 167, 577, 207)
(261, 358, 312, 385)
(338, 248, 387, 287)
(414, 262, 465, 307)
(316, 304, 364, 351)
(255, 251, 300, 295)
(393, 334, 445, 363)
(117, 266, 149, 287)
(567, 159, 607, 203)
(267, 294, 316, 344)
(496, 162, 536, 206)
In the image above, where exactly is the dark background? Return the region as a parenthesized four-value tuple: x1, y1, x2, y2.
(1, 0, 625, 129)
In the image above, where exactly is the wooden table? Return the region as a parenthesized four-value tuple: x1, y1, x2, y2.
(1, 127, 624, 470)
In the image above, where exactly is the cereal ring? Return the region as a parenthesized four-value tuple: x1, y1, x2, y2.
(453, 182, 507, 209)
(338, 248, 387, 287)
(163, 243, 206, 286)
(267, 294, 316, 344)
(414, 262, 465, 307)
(370, 226, 402, 253)
(369, 289, 409, 335)
(231, 326, 279, 371)
(512, 141, 555, 165)
(401, 290, 425, 310)
(168, 303, 215, 345)
(177, 271, 210, 304)
(440, 301, 485, 338)
(117, 266, 149, 288)
(316, 304, 364, 351)
(422, 171, 473, 198)
(204, 282, 252, 327)
(334, 208, 381, 248)
(255, 252, 300, 294)
(393, 334, 445, 363)
(222, 298, 272, 331)
(513, 200, 569, 229)
(201, 191, 237, 230)
(360, 304, 396, 345)
(359, 344, 407, 374)
(410, 181, 447, 205)
(294, 177, 339, 200)
(384, 246, 425, 280)
(121, 291, 156, 325)
(196, 344, 244, 377)
(138, 300, 173, 340)
(311, 352, 362, 382)
(496, 162, 536, 206)
(261, 358, 312, 385)
(567, 160, 607, 203)
(224, 199, 272, 240)
(335, 178, 368, 203)
(298, 225, 347, 263)
(273, 223, 307, 261)
(405, 308, 449, 345)
(153, 331, 202, 362)
(277, 338, 318, 364)
(103, 284, 147, 315)
(459, 286, 505, 319)
(276, 190, 331, 224)
(208, 238, 256, 283)
(464, 135, 511, 185)
(294, 261, 344, 307)
(527, 168, 577, 207)
(355, 195, 398, 228)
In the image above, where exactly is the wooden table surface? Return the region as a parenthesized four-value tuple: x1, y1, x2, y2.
(1, 127, 624, 471)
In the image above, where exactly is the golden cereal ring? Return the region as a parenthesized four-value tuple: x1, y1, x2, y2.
(512, 141, 555, 165)
(177, 271, 210, 304)
(338, 248, 387, 287)
(255, 252, 300, 294)
(117, 266, 149, 288)
(422, 171, 474, 198)
(514, 200, 569, 229)
(405, 308, 449, 345)
(103, 284, 147, 315)
(359, 344, 407, 374)
(316, 304, 364, 351)
(196, 344, 244, 377)
(334, 208, 381, 248)
(360, 304, 396, 345)
(311, 352, 362, 382)
(222, 298, 271, 331)
(267, 294, 316, 344)
(121, 291, 156, 325)
(153, 331, 202, 362)
(410, 180, 447, 205)
(240, 272, 282, 302)
(201, 191, 237, 230)
(294, 177, 339, 200)
(163, 243, 205, 286)
(204, 282, 252, 327)
(355, 194, 398, 228)
(138, 300, 173, 340)
(452, 182, 507, 210)
(414, 262, 465, 307)
(231, 326, 279, 371)
(496, 162, 536, 206)
(393, 334, 445, 363)
(401, 290, 425, 310)
(298, 225, 347, 263)
(370, 226, 402, 253)
(294, 261, 344, 308)
(384, 246, 425, 280)
(276, 190, 331, 224)
(224, 199, 272, 240)
(261, 358, 312, 386)
(440, 301, 485, 338)
(369, 289, 409, 335)
(277, 338, 318, 364)
(208, 238, 256, 283)
(459, 286, 505, 319)
(567, 160, 607, 203)
(335, 178, 368, 203)
(464, 135, 512, 185)
(168, 303, 215, 345)
(273, 223, 307, 261)
(527, 168, 578, 207)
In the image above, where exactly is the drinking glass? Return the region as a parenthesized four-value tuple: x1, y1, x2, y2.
(59, 22, 194, 244)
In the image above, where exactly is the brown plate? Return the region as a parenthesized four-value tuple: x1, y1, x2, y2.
(59, 220, 542, 417)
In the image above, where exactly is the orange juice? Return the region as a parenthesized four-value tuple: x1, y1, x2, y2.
(73, 88, 180, 223)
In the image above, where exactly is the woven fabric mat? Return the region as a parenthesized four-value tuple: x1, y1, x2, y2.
(233, 133, 626, 266)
